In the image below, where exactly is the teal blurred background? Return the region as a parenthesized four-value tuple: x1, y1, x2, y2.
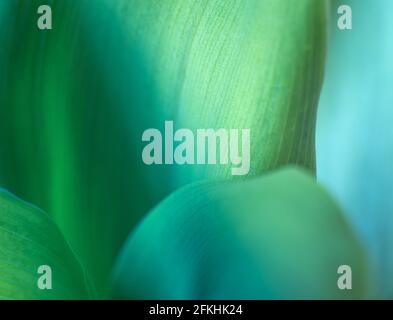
(317, 0, 393, 298)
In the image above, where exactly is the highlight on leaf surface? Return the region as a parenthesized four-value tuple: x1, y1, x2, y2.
(112, 167, 368, 299)
(109, 0, 328, 185)
(0, 189, 91, 299)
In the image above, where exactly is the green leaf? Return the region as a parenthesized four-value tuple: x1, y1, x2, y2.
(109, 0, 328, 185)
(112, 167, 368, 299)
(0, 189, 91, 299)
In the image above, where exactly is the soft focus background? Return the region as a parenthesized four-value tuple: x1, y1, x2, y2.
(317, 0, 393, 298)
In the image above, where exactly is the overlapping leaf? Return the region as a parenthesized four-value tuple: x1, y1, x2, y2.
(113, 167, 368, 299)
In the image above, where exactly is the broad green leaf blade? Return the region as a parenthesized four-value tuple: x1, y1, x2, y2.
(112, 167, 368, 299)
(0, 189, 91, 299)
(109, 0, 328, 186)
